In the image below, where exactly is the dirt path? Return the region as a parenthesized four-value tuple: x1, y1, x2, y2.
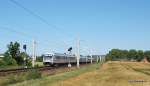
(50, 61, 150, 86)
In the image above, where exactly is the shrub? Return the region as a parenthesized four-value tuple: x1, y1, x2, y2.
(26, 70, 42, 80)
(35, 64, 39, 68)
(5, 75, 24, 85)
(0, 60, 6, 66)
(3, 70, 42, 85)
(3, 57, 17, 66)
(26, 60, 32, 67)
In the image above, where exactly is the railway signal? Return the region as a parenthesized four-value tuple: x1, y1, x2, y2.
(23, 44, 27, 68)
(68, 47, 72, 52)
(68, 47, 72, 67)
(23, 45, 27, 51)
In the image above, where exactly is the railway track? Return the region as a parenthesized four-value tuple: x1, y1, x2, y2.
(0, 66, 54, 76)
(0, 63, 94, 76)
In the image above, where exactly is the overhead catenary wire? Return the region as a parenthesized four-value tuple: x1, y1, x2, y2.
(3, 0, 88, 61)
(0, 25, 89, 56)
(0, 26, 70, 55)
(9, 0, 73, 38)
(8, 0, 76, 53)
(0, 26, 34, 39)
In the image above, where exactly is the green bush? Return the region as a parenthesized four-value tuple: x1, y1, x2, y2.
(26, 70, 42, 80)
(5, 74, 25, 85)
(36, 56, 43, 62)
(2, 70, 42, 85)
(3, 56, 17, 66)
(26, 60, 32, 67)
(0, 60, 6, 66)
(35, 64, 39, 68)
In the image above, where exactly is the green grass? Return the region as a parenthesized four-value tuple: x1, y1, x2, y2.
(0, 65, 22, 70)
(0, 70, 42, 86)
(35, 62, 43, 67)
(0, 62, 43, 70)
(8, 63, 101, 86)
(50, 61, 150, 86)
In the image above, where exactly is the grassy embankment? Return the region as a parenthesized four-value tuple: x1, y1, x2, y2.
(6, 63, 101, 86)
(4, 61, 150, 86)
(0, 62, 43, 70)
(50, 61, 150, 86)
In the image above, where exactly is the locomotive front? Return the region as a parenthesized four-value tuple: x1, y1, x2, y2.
(43, 53, 54, 66)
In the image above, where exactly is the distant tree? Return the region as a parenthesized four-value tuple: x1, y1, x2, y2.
(1, 42, 32, 66)
(36, 56, 43, 62)
(106, 49, 146, 62)
(0, 60, 6, 66)
(121, 50, 128, 60)
(106, 49, 125, 61)
(3, 51, 17, 65)
(4, 42, 24, 65)
(144, 51, 150, 62)
(136, 50, 144, 62)
(7, 42, 20, 59)
(20, 52, 32, 66)
(127, 49, 137, 60)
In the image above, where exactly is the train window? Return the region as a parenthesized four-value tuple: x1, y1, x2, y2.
(68, 56, 75, 60)
(55, 55, 66, 59)
(43, 56, 52, 60)
(62, 56, 66, 59)
(55, 56, 61, 59)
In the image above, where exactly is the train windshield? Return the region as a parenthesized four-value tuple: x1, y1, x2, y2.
(43, 54, 53, 59)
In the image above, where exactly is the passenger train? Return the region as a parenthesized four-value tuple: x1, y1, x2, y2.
(43, 53, 94, 66)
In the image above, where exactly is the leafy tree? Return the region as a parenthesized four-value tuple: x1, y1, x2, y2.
(4, 42, 24, 65)
(136, 50, 144, 62)
(121, 50, 128, 60)
(106, 49, 146, 62)
(20, 52, 32, 67)
(127, 49, 137, 60)
(3, 51, 17, 65)
(0, 60, 6, 66)
(7, 42, 19, 57)
(106, 49, 125, 61)
(1, 42, 32, 66)
(36, 56, 43, 62)
(3, 56, 17, 66)
(144, 51, 150, 62)
(7, 42, 21, 64)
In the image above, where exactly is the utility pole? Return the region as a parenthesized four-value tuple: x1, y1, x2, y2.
(90, 50, 92, 64)
(97, 56, 99, 63)
(32, 40, 36, 67)
(77, 38, 80, 68)
(100, 55, 102, 62)
(91, 55, 92, 64)
(86, 56, 88, 64)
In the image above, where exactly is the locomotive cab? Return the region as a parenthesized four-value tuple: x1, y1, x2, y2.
(43, 54, 53, 66)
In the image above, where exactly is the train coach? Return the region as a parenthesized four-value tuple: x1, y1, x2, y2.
(43, 53, 92, 66)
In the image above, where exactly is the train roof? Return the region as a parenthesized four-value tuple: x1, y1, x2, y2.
(43, 53, 94, 58)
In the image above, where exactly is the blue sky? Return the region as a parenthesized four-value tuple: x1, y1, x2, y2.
(0, 0, 150, 55)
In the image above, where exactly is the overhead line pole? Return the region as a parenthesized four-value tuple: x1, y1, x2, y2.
(77, 38, 80, 68)
(90, 50, 92, 64)
(32, 40, 36, 67)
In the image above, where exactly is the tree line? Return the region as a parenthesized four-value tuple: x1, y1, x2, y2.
(0, 42, 32, 67)
(106, 49, 150, 62)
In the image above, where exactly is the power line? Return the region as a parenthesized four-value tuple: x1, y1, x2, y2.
(1, 0, 76, 55)
(0, 26, 34, 39)
(9, 0, 75, 51)
(0, 26, 69, 53)
(0, 26, 48, 44)
(9, 0, 72, 38)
